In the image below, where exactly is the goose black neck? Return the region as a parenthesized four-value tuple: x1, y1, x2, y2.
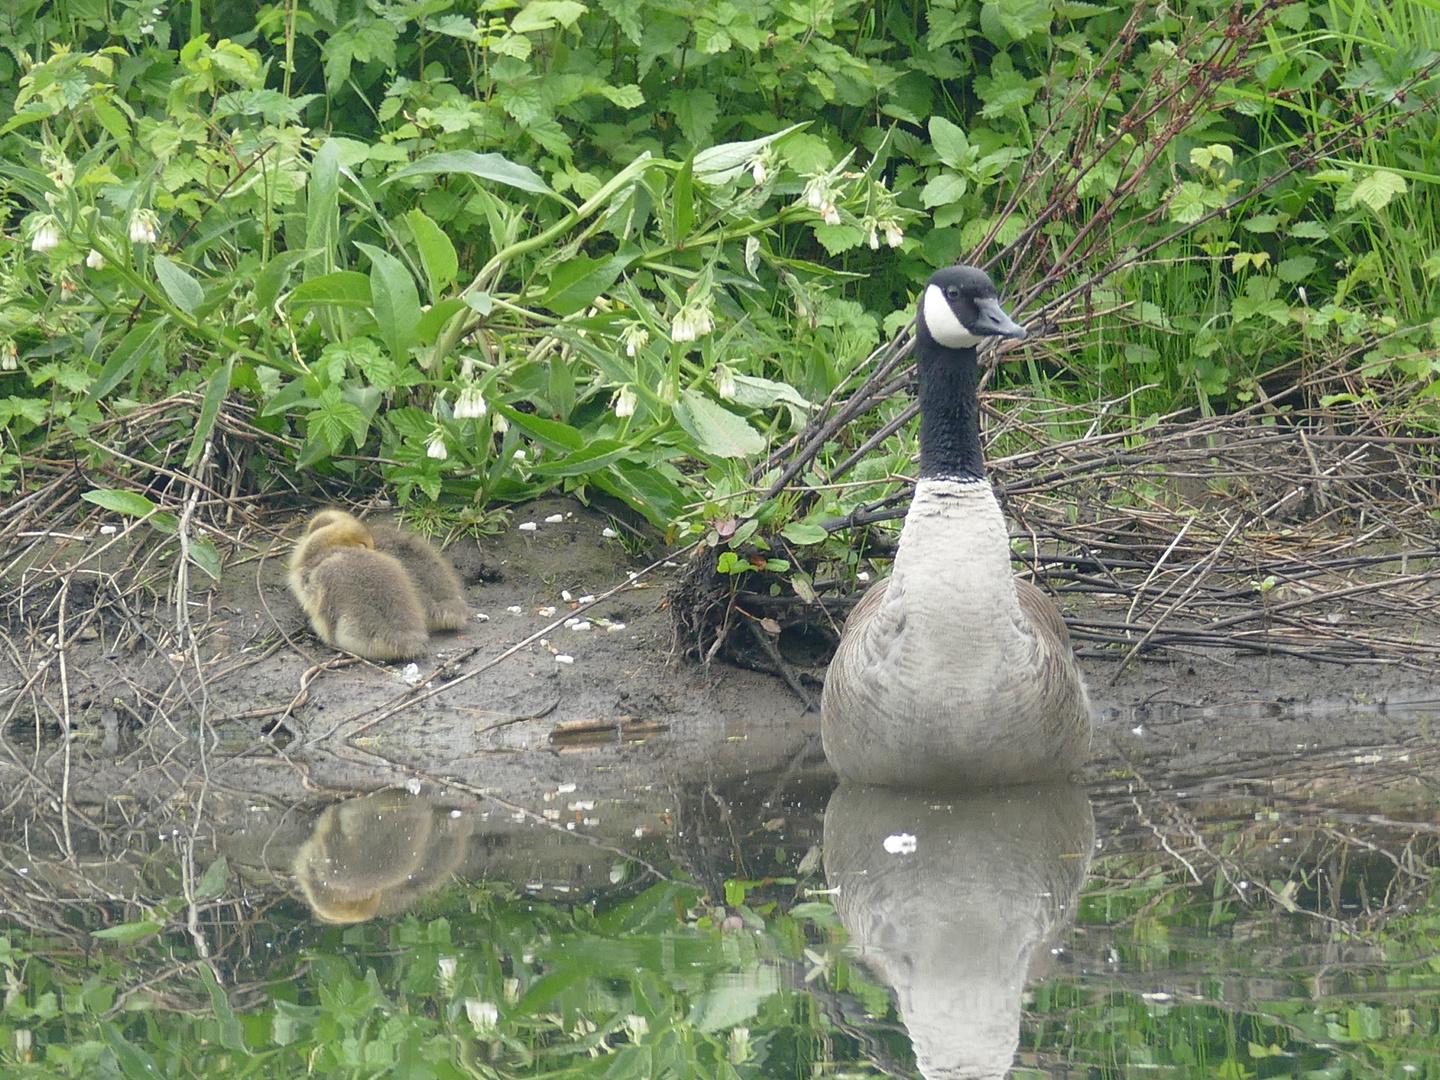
(916, 336, 985, 480)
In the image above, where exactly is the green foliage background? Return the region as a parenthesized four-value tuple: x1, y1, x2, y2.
(0, 0, 1435, 543)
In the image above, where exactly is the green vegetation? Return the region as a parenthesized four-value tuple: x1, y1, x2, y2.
(0, 0, 1434, 559)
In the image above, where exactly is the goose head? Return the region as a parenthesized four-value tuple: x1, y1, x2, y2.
(918, 265, 1026, 351)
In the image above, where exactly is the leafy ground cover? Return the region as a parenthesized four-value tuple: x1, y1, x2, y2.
(0, 0, 1434, 567)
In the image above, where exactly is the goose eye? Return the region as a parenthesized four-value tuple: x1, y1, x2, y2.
(945, 286, 959, 300)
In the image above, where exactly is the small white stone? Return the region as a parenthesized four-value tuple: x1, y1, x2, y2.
(406, 777, 424, 795)
(564, 618, 582, 629)
(506, 605, 523, 615)
(602, 527, 618, 538)
(557, 782, 577, 793)
(475, 612, 490, 621)
(538, 606, 556, 617)
(857, 571, 871, 582)
(571, 623, 591, 632)
(545, 514, 564, 523)
(578, 594, 596, 604)
(582, 817, 599, 826)
(568, 800, 595, 811)
(401, 663, 422, 685)
(99, 524, 117, 536)
(561, 590, 573, 601)
(882, 832, 918, 855)
(555, 654, 574, 664)
(566, 821, 576, 830)
(542, 809, 561, 820)
(518, 521, 537, 532)
(607, 623, 627, 632)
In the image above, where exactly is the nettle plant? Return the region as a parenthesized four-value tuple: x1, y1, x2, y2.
(0, 32, 903, 522)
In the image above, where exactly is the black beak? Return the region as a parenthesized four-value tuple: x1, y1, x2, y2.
(970, 297, 1026, 340)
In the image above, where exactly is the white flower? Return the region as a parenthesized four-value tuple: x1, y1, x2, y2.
(465, 999, 499, 1035)
(728, 1027, 752, 1064)
(129, 209, 159, 245)
(30, 218, 60, 253)
(868, 227, 880, 250)
(621, 322, 649, 358)
(714, 364, 736, 401)
(454, 385, 487, 419)
(750, 158, 767, 184)
(820, 201, 841, 227)
(671, 302, 714, 343)
(86, 248, 106, 269)
(802, 177, 828, 211)
(437, 957, 458, 987)
(458, 354, 477, 381)
(884, 221, 905, 248)
(0, 342, 17, 371)
(625, 1014, 649, 1041)
(613, 386, 637, 418)
(491, 411, 509, 434)
(426, 430, 448, 460)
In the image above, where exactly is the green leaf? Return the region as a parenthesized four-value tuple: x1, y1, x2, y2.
(692, 123, 805, 184)
(669, 88, 720, 146)
(153, 255, 204, 314)
(416, 297, 468, 345)
(82, 490, 156, 517)
(495, 406, 586, 450)
(287, 270, 372, 311)
(405, 208, 458, 299)
(927, 116, 972, 169)
(922, 172, 968, 208)
(92, 921, 163, 941)
(1277, 255, 1317, 283)
(185, 358, 231, 468)
(674, 390, 765, 458)
(1348, 169, 1406, 212)
(599, 83, 645, 108)
(386, 150, 553, 195)
(355, 242, 422, 360)
(781, 521, 828, 544)
(189, 538, 222, 581)
(196, 854, 228, 900)
(813, 224, 864, 255)
(593, 460, 685, 525)
(304, 139, 342, 280)
(672, 153, 695, 242)
(542, 253, 629, 316)
(253, 250, 312, 313)
(85, 318, 168, 405)
(528, 439, 631, 477)
(512, 0, 588, 33)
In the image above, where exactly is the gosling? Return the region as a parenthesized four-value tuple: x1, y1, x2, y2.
(289, 512, 430, 660)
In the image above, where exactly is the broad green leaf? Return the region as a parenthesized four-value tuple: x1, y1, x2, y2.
(927, 116, 972, 169)
(386, 150, 553, 195)
(781, 521, 828, 544)
(922, 172, 968, 208)
(101, 1021, 161, 1080)
(189, 538, 222, 581)
(417, 297, 468, 345)
(82, 489, 156, 517)
(599, 83, 645, 108)
(729, 374, 811, 410)
(405, 208, 458, 299)
(674, 390, 765, 458)
(528, 438, 631, 477)
(512, 0, 588, 33)
(185, 359, 232, 468)
(305, 139, 342, 280)
(196, 854, 228, 900)
(1348, 169, 1406, 212)
(593, 460, 686, 525)
(687, 966, 779, 1030)
(673, 154, 695, 242)
(692, 123, 805, 184)
(814, 224, 864, 255)
(287, 271, 372, 311)
(153, 254, 204, 314)
(356, 242, 422, 362)
(197, 963, 246, 1052)
(495, 405, 586, 450)
(1277, 256, 1317, 283)
(85, 318, 168, 404)
(253, 250, 312, 313)
(542, 254, 628, 316)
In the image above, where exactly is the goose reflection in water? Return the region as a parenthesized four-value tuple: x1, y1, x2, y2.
(824, 781, 1094, 1080)
(294, 792, 474, 924)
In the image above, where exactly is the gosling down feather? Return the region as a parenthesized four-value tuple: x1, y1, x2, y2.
(288, 512, 430, 661)
(820, 266, 1092, 789)
(308, 510, 470, 632)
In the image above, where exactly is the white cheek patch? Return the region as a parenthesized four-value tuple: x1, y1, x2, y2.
(922, 285, 981, 348)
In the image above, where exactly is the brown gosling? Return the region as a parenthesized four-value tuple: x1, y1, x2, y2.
(306, 510, 470, 632)
(289, 512, 429, 660)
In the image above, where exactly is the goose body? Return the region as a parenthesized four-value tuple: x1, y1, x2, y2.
(289, 512, 430, 661)
(308, 510, 470, 632)
(820, 266, 1091, 789)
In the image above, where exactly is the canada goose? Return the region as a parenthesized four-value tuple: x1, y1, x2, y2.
(307, 510, 470, 632)
(289, 512, 430, 661)
(820, 265, 1091, 789)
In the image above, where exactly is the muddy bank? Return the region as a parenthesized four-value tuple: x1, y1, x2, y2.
(3, 494, 1439, 916)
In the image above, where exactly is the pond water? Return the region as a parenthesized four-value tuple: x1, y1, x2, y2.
(4, 700, 1440, 1078)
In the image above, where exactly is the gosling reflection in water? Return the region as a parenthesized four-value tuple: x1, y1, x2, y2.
(824, 782, 1093, 1080)
(294, 792, 474, 924)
